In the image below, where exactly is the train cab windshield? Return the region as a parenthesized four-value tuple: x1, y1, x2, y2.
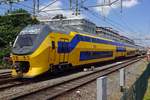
(15, 26, 40, 47)
(12, 24, 51, 55)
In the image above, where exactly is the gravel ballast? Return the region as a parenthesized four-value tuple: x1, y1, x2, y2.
(0, 58, 148, 100)
(54, 59, 149, 100)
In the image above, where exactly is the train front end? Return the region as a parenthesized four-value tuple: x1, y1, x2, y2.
(11, 24, 51, 78)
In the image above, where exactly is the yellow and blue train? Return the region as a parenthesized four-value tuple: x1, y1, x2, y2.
(11, 24, 139, 78)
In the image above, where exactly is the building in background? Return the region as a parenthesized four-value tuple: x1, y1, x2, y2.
(96, 26, 135, 44)
(39, 14, 96, 34)
(39, 14, 135, 45)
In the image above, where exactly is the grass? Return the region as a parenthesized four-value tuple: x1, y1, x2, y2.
(144, 78, 150, 100)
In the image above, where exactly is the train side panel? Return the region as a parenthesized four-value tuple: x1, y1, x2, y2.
(126, 46, 137, 57)
(50, 32, 116, 67)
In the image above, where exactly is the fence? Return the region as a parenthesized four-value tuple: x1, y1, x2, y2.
(121, 63, 150, 100)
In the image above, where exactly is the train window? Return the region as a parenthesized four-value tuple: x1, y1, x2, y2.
(52, 41, 55, 49)
(78, 36, 82, 41)
(13, 34, 37, 48)
(20, 26, 41, 35)
(82, 36, 86, 41)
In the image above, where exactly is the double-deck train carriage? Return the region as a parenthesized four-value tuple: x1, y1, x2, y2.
(115, 43, 126, 58)
(136, 45, 147, 55)
(125, 44, 138, 57)
(11, 24, 138, 78)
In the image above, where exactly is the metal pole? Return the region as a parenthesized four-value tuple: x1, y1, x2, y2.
(75, 0, 78, 16)
(120, 68, 125, 92)
(120, 0, 123, 13)
(97, 76, 107, 100)
(33, 0, 36, 16)
(37, 0, 39, 13)
(9, 1, 13, 13)
(70, 0, 72, 10)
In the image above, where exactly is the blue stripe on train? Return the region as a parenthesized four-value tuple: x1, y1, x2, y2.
(116, 47, 126, 52)
(80, 51, 113, 60)
(58, 34, 126, 53)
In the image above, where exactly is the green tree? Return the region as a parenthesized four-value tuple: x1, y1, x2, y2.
(0, 9, 39, 46)
(0, 9, 39, 66)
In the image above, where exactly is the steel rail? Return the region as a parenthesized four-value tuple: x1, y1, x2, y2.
(3, 57, 143, 100)
(0, 80, 30, 91)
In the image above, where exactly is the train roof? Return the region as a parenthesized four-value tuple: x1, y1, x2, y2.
(26, 24, 137, 48)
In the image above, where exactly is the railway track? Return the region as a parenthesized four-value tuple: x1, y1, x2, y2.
(0, 56, 143, 100)
(0, 80, 26, 90)
(0, 70, 14, 81)
(0, 71, 11, 78)
(0, 71, 16, 87)
(0, 71, 21, 90)
(0, 71, 31, 91)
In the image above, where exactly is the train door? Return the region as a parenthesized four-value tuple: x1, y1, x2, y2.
(49, 37, 56, 64)
(59, 38, 69, 63)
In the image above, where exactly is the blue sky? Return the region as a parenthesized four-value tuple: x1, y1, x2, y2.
(0, 0, 150, 47)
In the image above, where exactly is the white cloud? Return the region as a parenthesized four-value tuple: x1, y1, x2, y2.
(95, 0, 139, 16)
(123, 0, 139, 8)
(37, 1, 85, 21)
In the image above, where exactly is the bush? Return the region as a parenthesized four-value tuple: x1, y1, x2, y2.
(0, 47, 11, 69)
(0, 9, 39, 69)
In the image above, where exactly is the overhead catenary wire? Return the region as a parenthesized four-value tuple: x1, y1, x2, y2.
(0, 0, 143, 36)
(81, 0, 119, 8)
(39, 0, 60, 12)
(91, 4, 138, 35)
(38, 0, 88, 13)
(109, 6, 147, 44)
(110, 6, 143, 35)
(110, 8, 143, 44)
(81, 6, 129, 33)
(38, 0, 119, 14)
(0, 0, 137, 36)
(0, 0, 121, 16)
